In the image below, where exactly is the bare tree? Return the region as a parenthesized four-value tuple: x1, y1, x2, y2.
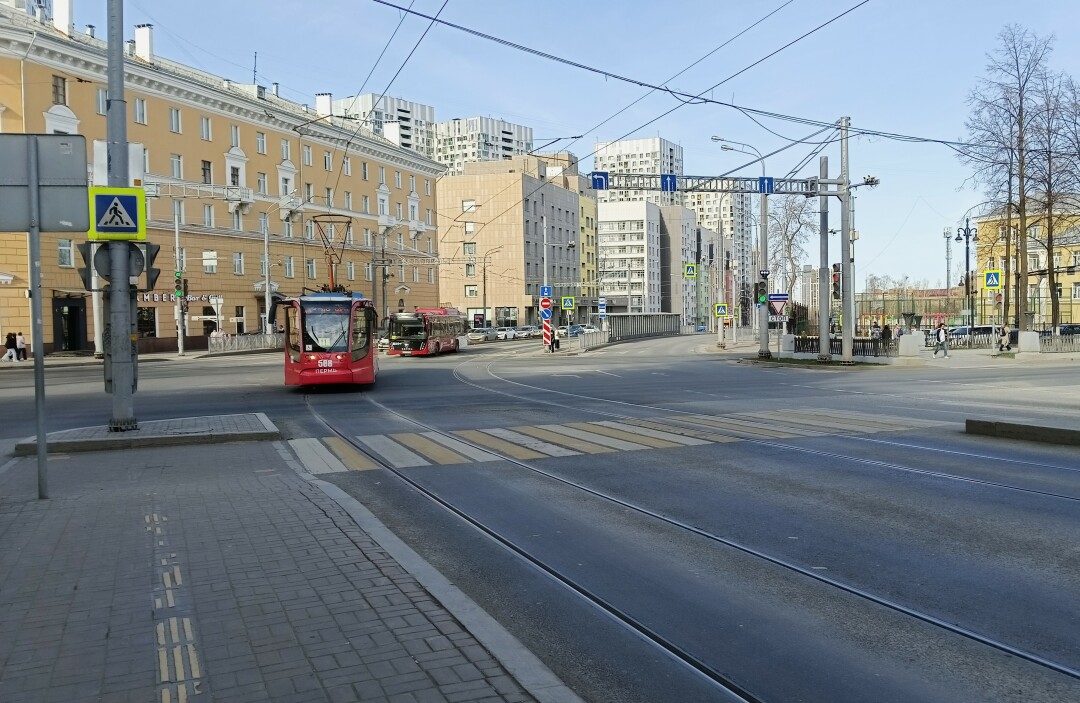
(961, 24, 1054, 330)
(767, 195, 816, 297)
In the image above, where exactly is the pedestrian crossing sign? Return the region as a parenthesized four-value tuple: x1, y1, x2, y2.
(684, 263, 697, 279)
(88, 186, 146, 241)
(714, 303, 728, 317)
(984, 269, 1002, 290)
(561, 296, 575, 310)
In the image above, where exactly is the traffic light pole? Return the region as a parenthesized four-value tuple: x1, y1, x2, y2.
(818, 156, 831, 361)
(758, 190, 770, 359)
(840, 117, 854, 364)
(174, 212, 185, 355)
(106, 0, 136, 430)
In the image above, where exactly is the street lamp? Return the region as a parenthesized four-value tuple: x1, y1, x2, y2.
(956, 218, 978, 329)
(714, 137, 769, 356)
(942, 227, 953, 314)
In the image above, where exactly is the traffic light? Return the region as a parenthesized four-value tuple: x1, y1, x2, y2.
(755, 282, 767, 304)
(144, 242, 162, 291)
(77, 241, 94, 291)
(174, 271, 183, 299)
(831, 263, 842, 300)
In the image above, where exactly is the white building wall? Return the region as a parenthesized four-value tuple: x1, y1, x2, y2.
(597, 201, 663, 313)
(659, 206, 699, 322)
(434, 117, 533, 176)
(685, 189, 753, 318)
(332, 94, 437, 157)
(594, 137, 683, 207)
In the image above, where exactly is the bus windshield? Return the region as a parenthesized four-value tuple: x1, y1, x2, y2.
(300, 303, 351, 352)
(390, 317, 427, 340)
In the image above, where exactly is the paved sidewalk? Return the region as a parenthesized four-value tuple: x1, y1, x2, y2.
(0, 429, 573, 702)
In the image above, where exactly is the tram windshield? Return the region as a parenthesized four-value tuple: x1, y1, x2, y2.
(389, 316, 426, 340)
(300, 302, 351, 352)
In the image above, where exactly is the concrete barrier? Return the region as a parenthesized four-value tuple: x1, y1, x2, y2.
(966, 419, 1080, 446)
(1018, 331, 1041, 353)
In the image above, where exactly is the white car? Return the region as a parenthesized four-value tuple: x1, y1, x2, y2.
(495, 327, 517, 340)
(580, 324, 601, 334)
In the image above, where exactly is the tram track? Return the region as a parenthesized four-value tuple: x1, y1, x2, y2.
(299, 362, 1080, 692)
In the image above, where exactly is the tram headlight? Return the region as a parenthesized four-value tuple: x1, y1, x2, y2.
(335, 354, 345, 362)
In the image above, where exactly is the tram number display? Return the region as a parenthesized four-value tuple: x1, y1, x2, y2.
(316, 358, 336, 372)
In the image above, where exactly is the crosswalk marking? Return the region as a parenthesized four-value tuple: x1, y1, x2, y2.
(289, 438, 348, 474)
(323, 436, 377, 471)
(593, 421, 711, 446)
(537, 424, 649, 451)
(482, 428, 581, 457)
(391, 432, 470, 465)
(779, 407, 945, 429)
(566, 422, 679, 449)
(621, 417, 741, 443)
(744, 410, 893, 433)
(453, 429, 547, 460)
(420, 432, 502, 462)
(512, 426, 615, 454)
(675, 415, 812, 439)
(357, 434, 430, 467)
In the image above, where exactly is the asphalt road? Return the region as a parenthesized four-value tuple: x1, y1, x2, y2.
(2, 338, 1078, 702)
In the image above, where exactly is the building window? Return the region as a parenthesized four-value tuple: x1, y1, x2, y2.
(424, 179, 431, 196)
(378, 195, 388, 216)
(462, 199, 476, 213)
(396, 203, 403, 220)
(343, 157, 351, 176)
(232, 210, 242, 231)
(365, 263, 373, 281)
(169, 107, 181, 133)
(51, 75, 67, 105)
(233, 252, 244, 275)
(305, 220, 315, 240)
(259, 213, 269, 235)
(1072, 252, 1080, 267)
(325, 187, 333, 208)
(409, 175, 415, 192)
(200, 116, 212, 141)
(306, 258, 317, 280)
(397, 232, 404, 248)
(465, 263, 476, 277)
(203, 204, 214, 227)
(203, 250, 218, 274)
(256, 131, 266, 154)
(283, 218, 293, 238)
(172, 200, 184, 225)
(428, 268, 434, 284)
(302, 145, 312, 167)
(1073, 283, 1080, 300)
(347, 261, 355, 281)
(362, 195, 370, 214)
(362, 162, 369, 180)
(170, 154, 183, 179)
(57, 239, 73, 267)
(134, 98, 147, 124)
(96, 88, 107, 115)
(324, 151, 332, 171)
(465, 285, 478, 298)
(409, 203, 418, 221)
(394, 171, 401, 188)
(463, 243, 476, 256)
(344, 191, 352, 210)
(364, 228, 372, 247)
(230, 124, 240, 148)
(281, 139, 291, 161)
(413, 267, 419, 283)
(426, 209, 432, 226)
(284, 256, 294, 278)
(464, 221, 475, 235)
(304, 183, 313, 203)
(230, 167, 241, 187)
(256, 172, 267, 194)
(201, 160, 212, 184)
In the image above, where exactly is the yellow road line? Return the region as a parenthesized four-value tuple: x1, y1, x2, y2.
(178, 683, 188, 703)
(511, 426, 615, 453)
(158, 648, 169, 683)
(163, 572, 172, 589)
(156, 622, 165, 646)
(173, 645, 186, 681)
(183, 618, 193, 642)
(570, 422, 680, 448)
(323, 436, 377, 470)
(453, 430, 545, 460)
(161, 689, 171, 703)
(391, 433, 470, 464)
(166, 589, 175, 608)
(187, 644, 201, 679)
(173, 566, 182, 586)
(169, 617, 179, 645)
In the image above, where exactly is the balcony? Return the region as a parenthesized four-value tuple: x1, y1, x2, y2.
(225, 185, 255, 214)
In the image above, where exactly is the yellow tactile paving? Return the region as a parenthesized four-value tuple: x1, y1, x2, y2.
(511, 426, 616, 453)
(568, 422, 681, 449)
(453, 429, 547, 460)
(391, 433, 470, 464)
(323, 436, 378, 470)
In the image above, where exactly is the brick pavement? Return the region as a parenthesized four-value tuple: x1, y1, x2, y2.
(0, 441, 539, 703)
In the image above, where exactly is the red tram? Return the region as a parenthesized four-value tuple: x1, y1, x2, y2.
(386, 307, 465, 356)
(281, 292, 379, 386)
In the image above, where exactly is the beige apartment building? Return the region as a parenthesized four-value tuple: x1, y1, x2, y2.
(437, 155, 590, 327)
(0, 3, 443, 354)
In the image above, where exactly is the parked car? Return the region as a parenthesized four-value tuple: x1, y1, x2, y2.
(467, 327, 497, 342)
(495, 326, 518, 340)
(516, 325, 540, 338)
(556, 325, 569, 338)
(377, 332, 390, 350)
(579, 324, 601, 334)
(566, 325, 584, 337)
(1059, 324, 1080, 336)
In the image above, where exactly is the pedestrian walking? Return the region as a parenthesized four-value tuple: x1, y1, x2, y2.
(2, 332, 16, 362)
(933, 322, 950, 358)
(999, 324, 1012, 352)
(15, 332, 26, 361)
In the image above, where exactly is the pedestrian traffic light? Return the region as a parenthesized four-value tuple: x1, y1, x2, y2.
(144, 242, 162, 291)
(77, 241, 94, 291)
(755, 282, 767, 304)
(832, 263, 842, 300)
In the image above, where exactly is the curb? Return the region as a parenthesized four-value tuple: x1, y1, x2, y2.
(965, 419, 1080, 446)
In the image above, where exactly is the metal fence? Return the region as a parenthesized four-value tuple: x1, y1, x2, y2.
(605, 313, 683, 342)
(793, 336, 896, 357)
(207, 333, 283, 355)
(1040, 335, 1080, 353)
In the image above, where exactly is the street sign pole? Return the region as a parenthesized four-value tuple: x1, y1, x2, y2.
(26, 139, 49, 499)
(105, 0, 136, 430)
(759, 184, 770, 359)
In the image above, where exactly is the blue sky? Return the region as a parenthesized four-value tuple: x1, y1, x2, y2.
(74, 0, 1080, 288)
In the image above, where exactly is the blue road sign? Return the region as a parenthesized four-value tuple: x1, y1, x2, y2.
(984, 270, 1002, 289)
(758, 176, 775, 195)
(590, 171, 609, 190)
(540, 308, 552, 320)
(684, 263, 697, 279)
(598, 297, 606, 319)
(540, 285, 552, 298)
(767, 293, 789, 301)
(660, 174, 678, 192)
(88, 186, 146, 240)
(714, 303, 729, 317)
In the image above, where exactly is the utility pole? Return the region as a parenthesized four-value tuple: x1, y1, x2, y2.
(943, 227, 953, 316)
(758, 179, 769, 359)
(107, 0, 136, 430)
(818, 156, 831, 360)
(717, 229, 725, 348)
(174, 208, 185, 354)
(840, 116, 854, 363)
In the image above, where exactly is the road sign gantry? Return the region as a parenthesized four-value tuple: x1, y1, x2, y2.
(589, 172, 820, 196)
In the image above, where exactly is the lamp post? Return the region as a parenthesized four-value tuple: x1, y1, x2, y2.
(714, 137, 768, 356)
(956, 218, 978, 329)
(943, 227, 953, 322)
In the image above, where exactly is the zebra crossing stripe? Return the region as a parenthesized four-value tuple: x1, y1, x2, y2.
(776, 408, 937, 430)
(420, 432, 502, 462)
(536, 424, 648, 451)
(511, 425, 615, 454)
(391, 433, 470, 464)
(740, 411, 882, 433)
(677, 415, 810, 439)
(289, 438, 348, 474)
(592, 421, 710, 446)
(356, 435, 430, 467)
(571, 422, 680, 449)
(481, 428, 581, 457)
(452, 430, 547, 460)
(621, 418, 741, 443)
(323, 436, 377, 471)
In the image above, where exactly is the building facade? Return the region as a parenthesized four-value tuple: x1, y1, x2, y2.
(436, 156, 582, 327)
(434, 117, 533, 177)
(330, 93, 436, 158)
(658, 206, 700, 322)
(597, 201, 663, 313)
(594, 137, 684, 207)
(0, 3, 444, 354)
(684, 190, 753, 322)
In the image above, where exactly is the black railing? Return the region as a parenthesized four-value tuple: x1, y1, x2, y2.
(792, 336, 896, 357)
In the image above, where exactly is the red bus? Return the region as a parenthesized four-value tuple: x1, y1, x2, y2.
(281, 292, 379, 386)
(386, 307, 465, 356)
